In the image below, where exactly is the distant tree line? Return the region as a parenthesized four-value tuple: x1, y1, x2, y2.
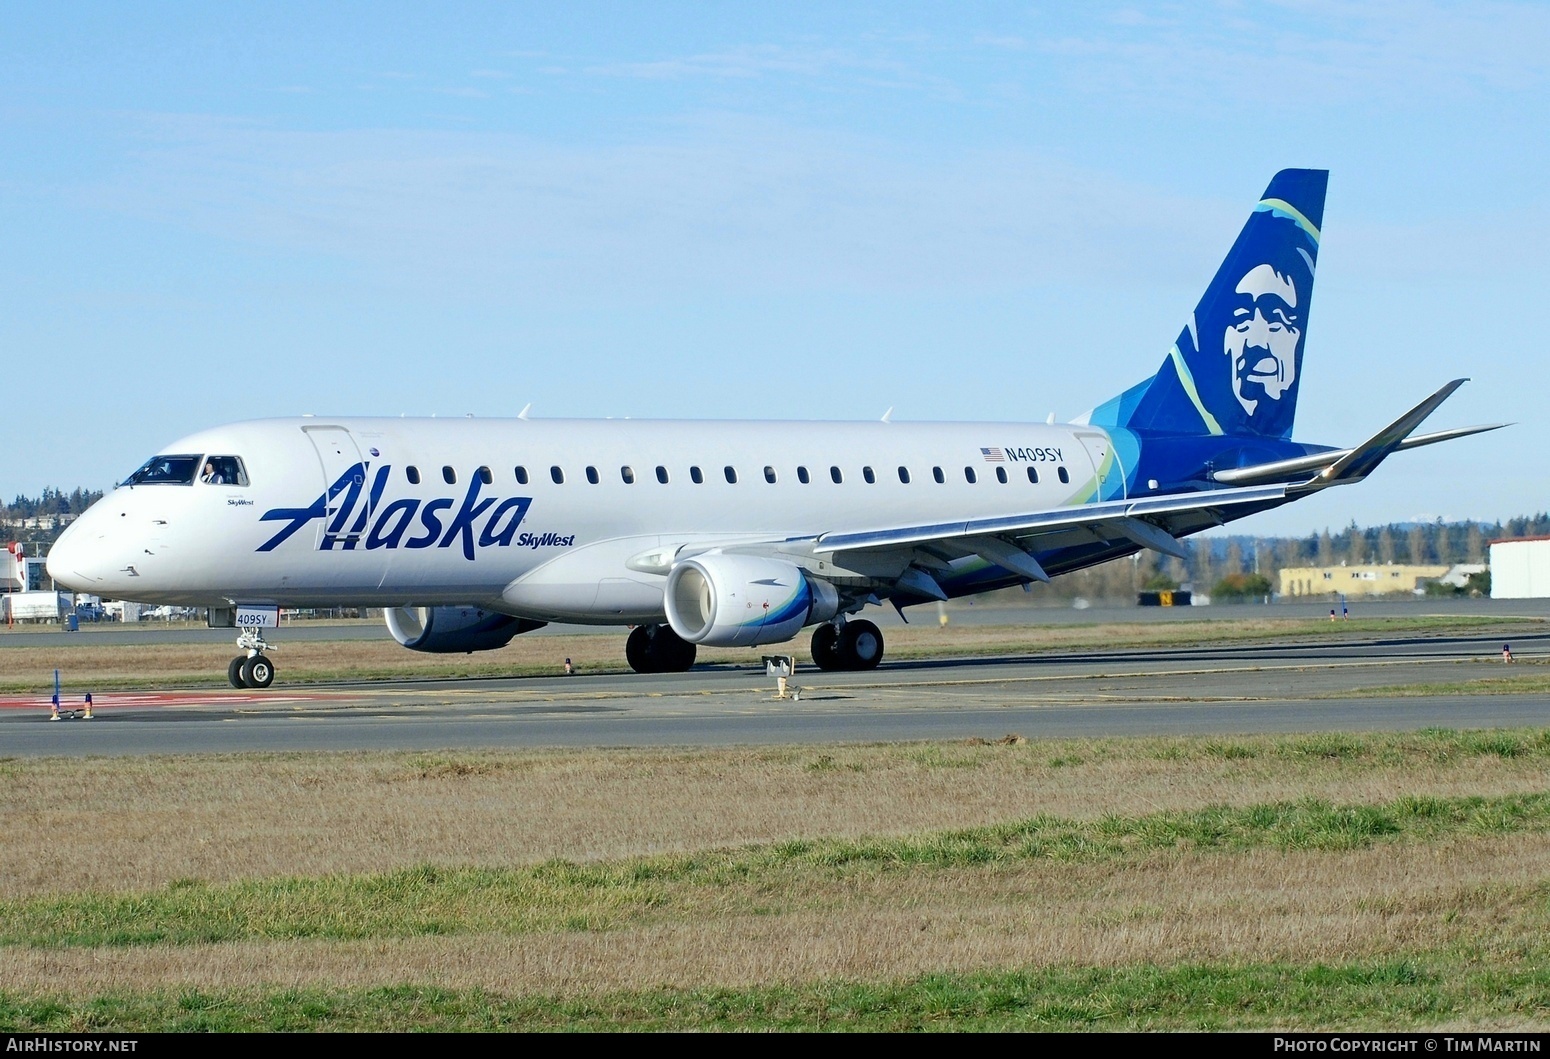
(2, 487, 106, 550)
(3, 487, 103, 520)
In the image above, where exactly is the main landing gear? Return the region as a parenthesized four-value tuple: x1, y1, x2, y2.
(625, 624, 697, 674)
(810, 618, 884, 671)
(227, 625, 277, 689)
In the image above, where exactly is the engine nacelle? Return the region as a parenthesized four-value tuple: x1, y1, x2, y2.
(384, 605, 546, 653)
(664, 553, 840, 648)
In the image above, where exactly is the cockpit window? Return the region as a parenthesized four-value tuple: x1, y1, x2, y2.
(199, 456, 249, 486)
(123, 455, 202, 486)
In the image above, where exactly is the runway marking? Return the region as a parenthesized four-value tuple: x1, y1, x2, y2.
(0, 691, 341, 710)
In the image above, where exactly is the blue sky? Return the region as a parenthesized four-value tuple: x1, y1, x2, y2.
(3, 1, 1546, 535)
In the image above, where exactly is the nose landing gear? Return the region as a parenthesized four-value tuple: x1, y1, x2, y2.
(227, 625, 277, 688)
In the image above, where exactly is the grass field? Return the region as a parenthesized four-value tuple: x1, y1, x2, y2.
(3, 727, 1549, 1030)
(1, 612, 1543, 692)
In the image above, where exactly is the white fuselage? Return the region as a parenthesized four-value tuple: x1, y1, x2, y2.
(48, 416, 1119, 623)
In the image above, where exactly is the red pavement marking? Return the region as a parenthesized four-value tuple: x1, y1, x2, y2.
(0, 691, 338, 710)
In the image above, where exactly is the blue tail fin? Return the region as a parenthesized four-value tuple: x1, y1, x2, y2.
(1081, 169, 1327, 440)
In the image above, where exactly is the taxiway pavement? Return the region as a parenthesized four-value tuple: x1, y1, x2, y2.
(5, 624, 1547, 756)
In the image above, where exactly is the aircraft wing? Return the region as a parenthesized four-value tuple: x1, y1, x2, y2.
(805, 482, 1292, 597)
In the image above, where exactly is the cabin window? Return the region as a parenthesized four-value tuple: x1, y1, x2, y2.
(195, 455, 249, 487)
(932, 466, 945, 484)
(797, 466, 810, 484)
(551, 466, 565, 485)
(830, 466, 843, 484)
(964, 467, 977, 484)
(515, 466, 529, 485)
(585, 466, 599, 485)
(764, 466, 777, 484)
(1058, 467, 1070, 484)
(1026, 467, 1038, 484)
(406, 466, 421, 485)
(862, 466, 875, 484)
(995, 467, 1008, 484)
(898, 466, 910, 484)
(621, 466, 635, 484)
(442, 466, 457, 485)
(656, 466, 669, 484)
(479, 466, 493, 485)
(690, 466, 704, 484)
(724, 466, 738, 484)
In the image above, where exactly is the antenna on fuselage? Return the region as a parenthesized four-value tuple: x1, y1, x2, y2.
(518, 403, 532, 420)
(1047, 413, 1056, 425)
(880, 407, 893, 423)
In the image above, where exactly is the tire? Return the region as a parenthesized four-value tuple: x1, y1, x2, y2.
(646, 625, 697, 672)
(839, 620, 884, 670)
(241, 655, 276, 689)
(810, 623, 843, 670)
(625, 626, 654, 674)
(228, 656, 248, 688)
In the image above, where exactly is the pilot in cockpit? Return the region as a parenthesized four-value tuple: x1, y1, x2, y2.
(199, 456, 246, 486)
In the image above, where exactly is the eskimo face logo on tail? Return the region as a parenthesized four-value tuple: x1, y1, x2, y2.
(1225, 263, 1300, 418)
(256, 464, 544, 560)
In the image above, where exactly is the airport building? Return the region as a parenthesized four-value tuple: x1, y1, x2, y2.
(2, 541, 72, 623)
(1278, 563, 1453, 598)
(1489, 537, 1550, 598)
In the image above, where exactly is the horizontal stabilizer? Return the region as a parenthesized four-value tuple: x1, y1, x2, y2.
(1213, 421, 1507, 486)
(1295, 379, 1471, 490)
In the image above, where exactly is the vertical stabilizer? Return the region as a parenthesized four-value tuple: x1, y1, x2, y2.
(1082, 169, 1327, 440)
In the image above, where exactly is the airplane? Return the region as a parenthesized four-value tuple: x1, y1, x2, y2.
(46, 169, 1502, 688)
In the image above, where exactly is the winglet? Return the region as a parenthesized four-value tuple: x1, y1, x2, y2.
(1300, 379, 1468, 489)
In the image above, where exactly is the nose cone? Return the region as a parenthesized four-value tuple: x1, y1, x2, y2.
(45, 519, 98, 591)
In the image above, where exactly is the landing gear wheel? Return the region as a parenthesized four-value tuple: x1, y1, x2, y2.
(839, 620, 884, 670)
(645, 625, 696, 672)
(241, 655, 276, 689)
(810, 623, 843, 671)
(626, 624, 697, 673)
(626, 626, 653, 673)
(228, 656, 248, 688)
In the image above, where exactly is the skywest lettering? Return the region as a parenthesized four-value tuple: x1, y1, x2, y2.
(257, 464, 547, 560)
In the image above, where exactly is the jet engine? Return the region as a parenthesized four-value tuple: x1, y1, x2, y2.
(664, 553, 839, 648)
(384, 605, 546, 653)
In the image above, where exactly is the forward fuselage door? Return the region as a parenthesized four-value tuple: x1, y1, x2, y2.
(301, 424, 375, 550)
(1073, 429, 1127, 503)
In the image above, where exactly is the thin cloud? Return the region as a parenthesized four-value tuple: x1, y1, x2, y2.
(1036, 0, 1550, 109)
(71, 115, 1220, 303)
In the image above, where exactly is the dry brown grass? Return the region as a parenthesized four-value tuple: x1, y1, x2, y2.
(3, 739, 1547, 897)
(4, 836, 1545, 995)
